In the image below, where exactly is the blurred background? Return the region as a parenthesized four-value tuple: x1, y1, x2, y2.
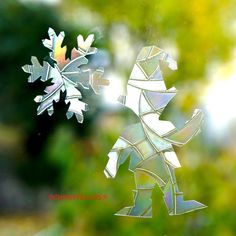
(0, 0, 236, 235)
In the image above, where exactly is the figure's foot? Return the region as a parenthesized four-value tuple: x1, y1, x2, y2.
(114, 189, 153, 218)
(115, 206, 152, 218)
(163, 181, 207, 215)
(166, 194, 207, 215)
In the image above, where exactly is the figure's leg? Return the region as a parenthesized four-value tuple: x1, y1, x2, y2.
(162, 163, 206, 215)
(115, 169, 156, 218)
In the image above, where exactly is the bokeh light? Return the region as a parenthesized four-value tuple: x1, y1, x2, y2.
(204, 50, 236, 133)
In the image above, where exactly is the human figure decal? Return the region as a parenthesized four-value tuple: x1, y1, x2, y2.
(104, 46, 206, 218)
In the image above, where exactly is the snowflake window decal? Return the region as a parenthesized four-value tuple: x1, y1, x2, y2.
(22, 28, 109, 123)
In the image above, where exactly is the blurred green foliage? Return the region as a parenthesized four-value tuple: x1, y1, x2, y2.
(0, 0, 236, 235)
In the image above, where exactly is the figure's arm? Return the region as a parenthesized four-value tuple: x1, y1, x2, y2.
(163, 109, 203, 147)
(104, 138, 132, 178)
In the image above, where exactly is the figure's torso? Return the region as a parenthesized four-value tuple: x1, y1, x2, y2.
(120, 122, 173, 159)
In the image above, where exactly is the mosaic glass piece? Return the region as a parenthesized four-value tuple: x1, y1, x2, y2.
(104, 45, 206, 218)
(22, 28, 109, 123)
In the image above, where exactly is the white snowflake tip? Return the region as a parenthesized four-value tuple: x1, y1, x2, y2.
(42, 27, 65, 50)
(77, 34, 94, 52)
(22, 65, 29, 74)
(22, 56, 35, 74)
(34, 95, 43, 103)
(47, 106, 54, 116)
(42, 28, 55, 49)
(49, 27, 57, 35)
(75, 113, 84, 123)
(66, 111, 73, 119)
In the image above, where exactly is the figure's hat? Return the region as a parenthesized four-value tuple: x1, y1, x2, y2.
(128, 46, 177, 91)
(120, 46, 178, 115)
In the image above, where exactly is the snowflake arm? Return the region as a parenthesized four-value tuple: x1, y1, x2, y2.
(22, 56, 51, 83)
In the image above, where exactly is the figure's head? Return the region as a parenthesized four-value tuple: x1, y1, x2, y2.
(118, 46, 177, 116)
(127, 46, 177, 91)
